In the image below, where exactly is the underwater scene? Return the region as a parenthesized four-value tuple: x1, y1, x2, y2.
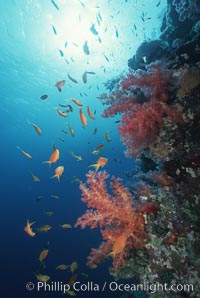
(1, 0, 200, 297)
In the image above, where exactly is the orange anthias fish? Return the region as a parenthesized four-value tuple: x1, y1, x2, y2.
(87, 106, 95, 120)
(27, 120, 42, 135)
(39, 249, 48, 263)
(51, 166, 64, 182)
(56, 264, 68, 270)
(70, 261, 78, 273)
(105, 131, 111, 142)
(79, 108, 87, 126)
(60, 224, 72, 229)
(24, 220, 36, 237)
(56, 108, 68, 118)
(43, 144, 59, 166)
(55, 80, 65, 92)
(69, 125, 75, 137)
(89, 157, 108, 173)
(69, 98, 83, 107)
(35, 274, 50, 282)
(17, 146, 32, 159)
(110, 234, 127, 258)
(37, 225, 52, 232)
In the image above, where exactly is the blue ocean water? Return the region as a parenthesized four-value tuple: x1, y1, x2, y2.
(0, 0, 166, 297)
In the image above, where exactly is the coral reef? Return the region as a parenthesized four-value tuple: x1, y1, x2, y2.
(75, 1, 200, 297)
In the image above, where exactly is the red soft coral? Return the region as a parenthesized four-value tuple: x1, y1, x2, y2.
(75, 171, 147, 271)
(100, 62, 182, 157)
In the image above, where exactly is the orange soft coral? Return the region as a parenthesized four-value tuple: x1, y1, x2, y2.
(75, 171, 147, 271)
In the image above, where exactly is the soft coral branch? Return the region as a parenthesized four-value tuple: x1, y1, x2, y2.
(75, 171, 148, 271)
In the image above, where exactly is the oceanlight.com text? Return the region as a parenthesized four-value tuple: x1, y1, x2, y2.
(26, 281, 194, 294)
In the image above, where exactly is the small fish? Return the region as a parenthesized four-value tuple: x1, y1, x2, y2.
(68, 105, 73, 112)
(27, 120, 42, 136)
(17, 146, 32, 159)
(59, 103, 69, 108)
(83, 41, 90, 55)
(71, 176, 82, 184)
(56, 108, 68, 118)
(55, 80, 65, 92)
(72, 42, 79, 48)
(51, 166, 64, 182)
(24, 220, 36, 237)
(93, 127, 97, 135)
(65, 59, 69, 64)
(51, 194, 60, 200)
(156, 1, 161, 7)
(36, 195, 44, 202)
(51, 25, 57, 35)
(64, 41, 68, 48)
(50, 0, 59, 11)
(79, 0, 85, 7)
(43, 144, 59, 166)
(95, 144, 104, 150)
(98, 36, 102, 43)
(70, 262, 78, 273)
(31, 173, 40, 182)
(37, 225, 52, 232)
(81, 273, 89, 278)
(86, 71, 96, 75)
(82, 71, 87, 84)
(103, 54, 109, 62)
(87, 106, 95, 120)
(35, 274, 50, 282)
(69, 125, 75, 137)
(39, 249, 48, 263)
(60, 224, 72, 229)
(71, 152, 83, 161)
(79, 108, 87, 126)
(105, 131, 111, 142)
(90, 24, 98, 35)
(109, 234, 127, 258)
(58, 49, 64, 57)
(58, 137, 65, 143)
(91, 150, 100, 155)
(67, 74, 78, 84)
(115, 27, 119, 38)
(56, 264, 68, 270)
(115, 120, 120, 123)
(40, 94, 48, 100)
(89, 157, 108, 173)
(45, 211, 54, 216)
(69, 98, 82, 107)
(61, 129, 68, 134)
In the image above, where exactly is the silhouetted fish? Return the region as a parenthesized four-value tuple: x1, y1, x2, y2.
(83, 41, 90, 55)
(40, 94, 48, 100)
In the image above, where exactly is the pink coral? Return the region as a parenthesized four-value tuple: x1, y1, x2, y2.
(100, 62, 182, 157)
(75, 171, 147, 271)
